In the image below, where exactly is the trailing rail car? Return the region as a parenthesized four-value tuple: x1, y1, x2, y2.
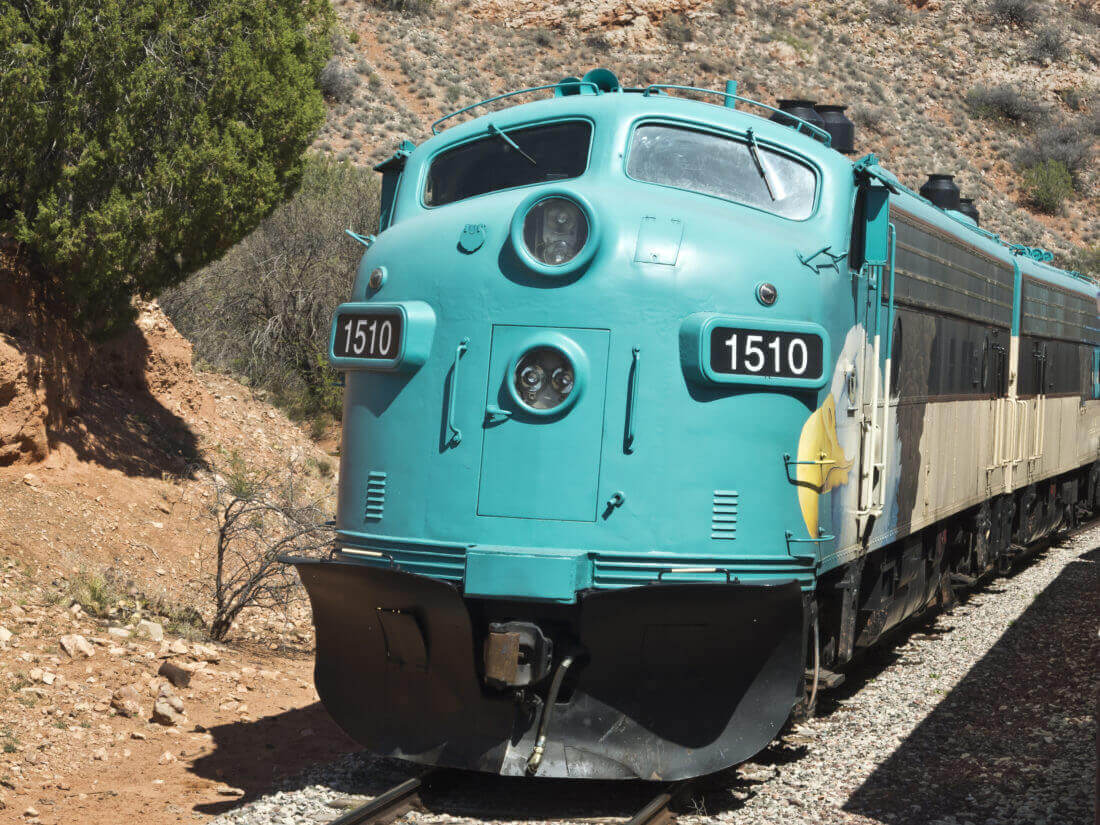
(290, 70, 1100, 781)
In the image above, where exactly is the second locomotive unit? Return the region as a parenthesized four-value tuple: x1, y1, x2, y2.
(292, 70, 1100, 780)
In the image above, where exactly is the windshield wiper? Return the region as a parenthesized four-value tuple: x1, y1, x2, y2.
(488, 123, 537, 166)
(746, 128, 777, 201)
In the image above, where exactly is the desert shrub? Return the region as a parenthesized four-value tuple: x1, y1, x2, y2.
(1022, 160, 1074, 214)
(66, 569, 124, 617)
(1016, 124, 1093, 184)
(871, 2, 914, 25)
(0, 0, 332, 336)
(1067, 245, 1100, 277)
(715, 0, 738, 15)
(661, 13, 693, 42)
(966, 84, 1046, 125)
(1071, 2, 1100, 26)
(319, 58, 357, 102)
(1030, 26, 1067, 63)
(1067, 245, 1100, 279)
(204, 458, 333, 641)
(851, 104, 888, 133)
(989, 0, 1040, 26)
(585, 32, 612, 52)
(161, 154, 378, 421)
(373, 0, 433, 13)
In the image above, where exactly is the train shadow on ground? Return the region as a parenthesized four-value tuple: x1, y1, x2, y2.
(187, 541, 1095, 821)
(842, 542, 1098, 824)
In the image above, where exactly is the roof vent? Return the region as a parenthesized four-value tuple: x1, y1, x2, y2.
(814, 105, 855, 153)
(770, 100, 825, 131)
(958, 197, 980, 225)
(919, 174, 961, 211)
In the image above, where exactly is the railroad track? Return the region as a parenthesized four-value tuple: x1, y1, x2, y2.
(329, 772, 695, 825)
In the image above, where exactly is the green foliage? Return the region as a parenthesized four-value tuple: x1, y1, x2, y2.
(966, 84, 1046, 125)
(0, 0, 333, 334)
(1017, 124, 1093, 184)
(66, 569, 123, 617)
(1022, 160, 1073, 214)
(162, 154, 379, 423)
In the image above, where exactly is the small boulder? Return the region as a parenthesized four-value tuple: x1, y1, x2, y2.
(157, 661, 192, 689)
(107, 627, 131, 639)
(137, 620, 164, 642)
(0, 626, 12, 645)
(152, 685, 185, 726)
(59, 634, 94, 658)
(110, 686, 143, 719)
(168, 639, 188, 655)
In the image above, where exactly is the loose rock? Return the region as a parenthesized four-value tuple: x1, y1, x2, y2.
(152, 684, 185, 725)
(59, 633, 95, 658)
(111, 685, 143, 719)
(158, 660, 193, 689)
(138, 619, 164, 642)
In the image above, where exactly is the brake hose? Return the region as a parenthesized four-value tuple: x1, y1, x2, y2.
(525, 652, 575, 775)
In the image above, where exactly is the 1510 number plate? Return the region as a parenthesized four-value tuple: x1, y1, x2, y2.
(333, 309, 404, 360)
(709, 326, 824, 380)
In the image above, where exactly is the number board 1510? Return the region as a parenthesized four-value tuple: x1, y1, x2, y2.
(334, 309, 404, 360)
(709, 326, 824, 380)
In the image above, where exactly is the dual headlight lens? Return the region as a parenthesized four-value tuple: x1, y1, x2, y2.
(522, 197, 588, 266)
(514, 347, 575, 411)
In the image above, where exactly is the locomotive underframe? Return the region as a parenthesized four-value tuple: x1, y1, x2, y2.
(814, 460, 1097, 677)
(291, 558, 805, 780)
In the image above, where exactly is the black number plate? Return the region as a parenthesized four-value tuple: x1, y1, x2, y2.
(334, 309, 403, 360)
(709, 326, 824, 379)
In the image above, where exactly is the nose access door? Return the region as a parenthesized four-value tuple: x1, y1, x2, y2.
(478, 326, 609, 521)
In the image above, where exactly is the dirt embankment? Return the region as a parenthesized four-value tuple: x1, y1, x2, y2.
(0, 252, 354, 824)
(0, 246, 212, 474)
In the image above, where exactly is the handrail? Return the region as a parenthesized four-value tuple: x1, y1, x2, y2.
(431, 81, 600, 133)
(873, 223, 898, 513)
(446, 338, 469, 446)
(640, 85, 832, 146)
(625, 347, 640, 454)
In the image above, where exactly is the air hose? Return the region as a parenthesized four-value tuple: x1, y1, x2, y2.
(525, 652, 575, 775)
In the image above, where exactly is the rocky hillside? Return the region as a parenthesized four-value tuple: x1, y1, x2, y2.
(0, 254, 352, 822)
(317, 0, 1097, 262)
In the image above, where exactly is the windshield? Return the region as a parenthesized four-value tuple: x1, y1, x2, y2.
(626, 123, 817, 220)
(424, 121, 591, 207)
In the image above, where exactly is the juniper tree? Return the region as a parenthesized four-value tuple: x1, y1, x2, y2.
(0, 0, 332, 334)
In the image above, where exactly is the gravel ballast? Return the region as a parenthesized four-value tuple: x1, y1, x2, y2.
(212, 527, 1098, 825)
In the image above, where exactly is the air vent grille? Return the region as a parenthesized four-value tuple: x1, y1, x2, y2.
(711, 490, 738, 540)
(365, 471, 387, 521)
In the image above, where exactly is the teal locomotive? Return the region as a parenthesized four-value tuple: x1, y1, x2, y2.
(292, 70, 1100, 780)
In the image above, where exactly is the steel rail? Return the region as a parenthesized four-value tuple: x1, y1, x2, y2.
(624, 781, 692, 825)
(328, 773, 434, 825)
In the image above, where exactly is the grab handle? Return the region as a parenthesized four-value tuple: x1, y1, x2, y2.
(447, 338, 469, 446)
(625, 347, 640, 453)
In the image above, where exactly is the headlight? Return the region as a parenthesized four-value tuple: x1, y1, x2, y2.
(514, 347, 575, 411)
(522, 197, 588, 266)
